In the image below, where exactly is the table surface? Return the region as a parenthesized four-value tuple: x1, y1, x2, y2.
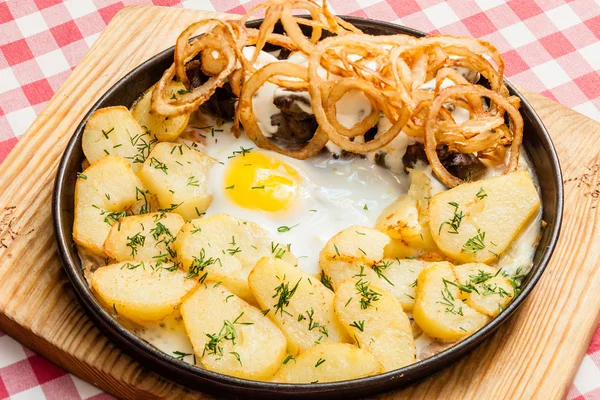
(1, 0, 599, 399)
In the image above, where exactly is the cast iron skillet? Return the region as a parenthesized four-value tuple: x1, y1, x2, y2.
(53, 17, 563, 399)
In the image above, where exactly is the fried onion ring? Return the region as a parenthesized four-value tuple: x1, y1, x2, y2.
(425, 85, 523, 187)
(239, 62, 329, 159)
(152, 34, 236, 116)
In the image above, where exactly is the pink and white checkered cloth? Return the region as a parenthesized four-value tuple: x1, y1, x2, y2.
(1, 0, 599, 399)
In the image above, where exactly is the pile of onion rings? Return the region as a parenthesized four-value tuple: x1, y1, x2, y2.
(151, 0, 523, 188)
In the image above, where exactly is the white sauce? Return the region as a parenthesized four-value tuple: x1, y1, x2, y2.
(243, 47, 281, 137)
(366, 115, 417, 174)
(325, 140, 343, 154)
(420, 65, 477, 125)
(286, 51, 310, 67)
(420, 77, 455, 91)
(335, 90, 372, 129)
(496, 210, 541, 276)
(134, 311, 197, 365)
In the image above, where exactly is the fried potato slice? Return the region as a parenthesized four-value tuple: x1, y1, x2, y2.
(249, 257, 350, 355)
(73, 155, 145, 256)
(181, 283, 287, 380)
(429, 171, 541, 264)
(82, 106, 154, 172)
(373, 258, 430, 312)
(412, 262, 489, 341)
(273, 343, 382, 383)
(131, 82, 190, 142)
(319, 226, 390, 290)
(453, 263, 514, 317)
(103, 212, 184, 262)
(174, 214, 296, 303)
(91, 261, 197, 324)
(376, 169, 437, 252)
(320, 226, 391, 263)
(383, 240, 419, 259)
(377, 196, 420, 241)
(137, 142, 216, 220)
(334, 279, 416, 371)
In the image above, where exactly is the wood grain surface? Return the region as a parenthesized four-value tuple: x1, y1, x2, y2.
(0, 6, 598, 400)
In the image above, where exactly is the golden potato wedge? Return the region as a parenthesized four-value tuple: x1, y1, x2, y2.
(453, 263, 514, 317)
(383, 239, 419, 259)
(82, 106, 155, 172)
(319, 226, 390, 290)
(248, 258, 350, 355)
(377, 168, 438, 252)
(91, 261, 197, 324)
(428, 171, 541, 264)
(377, 196, 420, 241)
(374, 258, 430, 311)
(273, 343, 382, 383)
(131, 82, 190, 142)
(319, 260, 380, 292)
(412, 262, 489, 341)
(321, 255, 430, 312)
(103, 212, 184, 262)
(320, 226, 390, 264)
(73, 155, 145, 256)
(137, 142, 216, 220)
(180, 283, 287, 380)
(334, 279, 416, 371)
(174, 214, 296, 303)
(408, 167, 433, 213)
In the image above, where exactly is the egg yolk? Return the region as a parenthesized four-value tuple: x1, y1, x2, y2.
(224, 152, 300, 212)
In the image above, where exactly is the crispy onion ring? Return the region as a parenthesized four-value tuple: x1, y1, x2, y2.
(324, 80, 380, 138)
(175, 20, 224, 87)
(424, 85, 523, 187)
(239, 62, 329, 159)
(201, 48, 227, 76)
(434, 68, 483, 112)
(420, 36, 505, 79)
(280, 2, 322, 54)
(451, 128, 503, 154)
(152, 34, 236, 116)
(310, 71, 410, 152)
(246, 28, 300, 51)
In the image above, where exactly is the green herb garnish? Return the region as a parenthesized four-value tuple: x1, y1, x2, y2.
(272, 278, 301, 316)
(349, 320, 365, 332)
(355, 280, 381, 309)
(439, 202, 464, 234)
(277, 224, 299, 233)
(126, 232, 146, 256)
(462, 229, 486, 254)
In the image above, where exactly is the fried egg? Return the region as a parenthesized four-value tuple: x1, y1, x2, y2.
(191, 119, 408, 275)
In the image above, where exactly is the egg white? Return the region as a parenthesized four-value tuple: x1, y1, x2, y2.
(186, 119, 408, 275)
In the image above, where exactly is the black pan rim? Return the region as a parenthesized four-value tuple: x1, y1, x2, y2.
(52, 16, 564, 397)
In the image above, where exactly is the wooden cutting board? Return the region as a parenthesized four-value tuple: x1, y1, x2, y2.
(0, 5, 599, 400)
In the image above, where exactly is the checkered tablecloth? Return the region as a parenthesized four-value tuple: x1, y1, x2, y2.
(1, 0, 599, 399)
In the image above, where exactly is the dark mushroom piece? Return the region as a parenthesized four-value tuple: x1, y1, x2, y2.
(402, 142, 486, 182)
